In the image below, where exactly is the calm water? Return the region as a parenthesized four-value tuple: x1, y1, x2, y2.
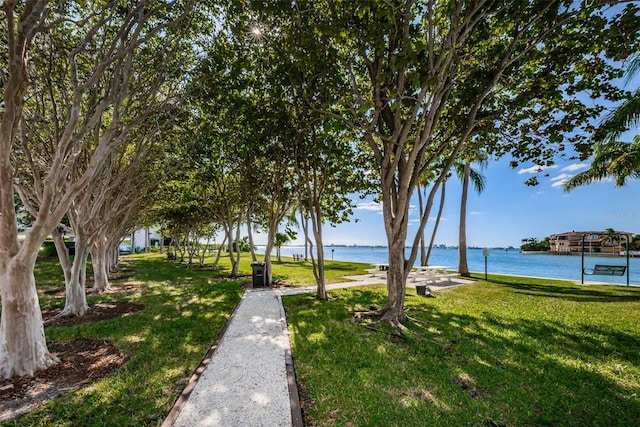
(259, 246, 639, 286)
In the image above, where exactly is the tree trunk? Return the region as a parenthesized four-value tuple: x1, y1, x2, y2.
(0, 258, 59, 379)
(198, 236, 210, 267)
(263, 218, 278, 285)
(224, 222, 240, 278)
(381, 236, 409, 326)
(52, 228, 71, 285)
(60, 241, 90, 316)
(233, 222, 242, 276)
(301, 210, 309, 261)
(425, 181, 446, 265)
(212, 234, 227, 270)
(246, 207, 257, 262)
(309, 201, 327, 301)
(458, 161, 471, 277)
(417, 183, 427, 266)
(91, 240, 110, 292)
(110, 242, 119, 272)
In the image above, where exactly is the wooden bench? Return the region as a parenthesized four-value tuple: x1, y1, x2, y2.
(583, 264, 627, 276)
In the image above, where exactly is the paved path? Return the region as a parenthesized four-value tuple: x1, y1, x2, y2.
(163, 274, 472, 426)
(166, 290, 297, 427)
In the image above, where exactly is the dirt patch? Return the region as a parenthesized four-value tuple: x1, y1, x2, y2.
(0, 338, 127, 422)
(43, 284, 140, 298)
(0, 302, 142, 421)
(43, 302, 144, 327)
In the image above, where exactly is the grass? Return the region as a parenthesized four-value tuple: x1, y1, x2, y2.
(5, 253, 244, 426)
(2, 252, 365, 426)
(284, 274, 640, 426)
(8, 253, 640, 425)
(207, 252, 371, 285)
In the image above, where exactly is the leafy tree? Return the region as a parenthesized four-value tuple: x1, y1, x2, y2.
(520, 237, 551, 252)
(254, 0, 640, 326)
(601, 227, 622, 253)
(0, 0, 194, 379)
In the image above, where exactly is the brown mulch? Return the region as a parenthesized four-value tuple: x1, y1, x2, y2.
(43, 283, 140, 298)
(0, 301, 143, 422)
(42, 301, 144, 327)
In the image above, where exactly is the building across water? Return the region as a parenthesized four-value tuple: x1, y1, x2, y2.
(549, 230, 635, 255)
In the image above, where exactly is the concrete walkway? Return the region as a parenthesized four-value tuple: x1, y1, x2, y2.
(162, 274, 472, 427)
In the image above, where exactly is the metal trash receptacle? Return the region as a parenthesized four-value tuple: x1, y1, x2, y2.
(251, 262, 267, 287)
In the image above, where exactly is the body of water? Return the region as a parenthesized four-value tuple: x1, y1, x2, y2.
(259, 246, 639, 286)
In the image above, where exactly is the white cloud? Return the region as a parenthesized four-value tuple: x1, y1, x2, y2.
(517, 164, 558, 175)
(470, 211, 482, 216)
(355, 201, 382, 212)
(561, 163, 588, 172)
(551, 173, 572, 182)
(550, 173, 573, 187)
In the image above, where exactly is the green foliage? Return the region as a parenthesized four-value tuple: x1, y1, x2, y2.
(564, 136, 640, 190)
(232, 236, 252, 252)
(520, 237, 551, 252)
(37, 240, 75, 258)
(285, 276, 640, 426)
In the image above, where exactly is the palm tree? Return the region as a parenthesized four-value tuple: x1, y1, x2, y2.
(564, 137, 640, 190)
(457, 156, 487, 277)
(600, 228, 621, 255)
(564, 54, 640, 191)
(416, 156, 486, 270)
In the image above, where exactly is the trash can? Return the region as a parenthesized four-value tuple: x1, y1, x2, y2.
(251, 262, 267, 287)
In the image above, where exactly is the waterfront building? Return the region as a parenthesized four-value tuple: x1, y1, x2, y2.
(549, 230, 635, 255)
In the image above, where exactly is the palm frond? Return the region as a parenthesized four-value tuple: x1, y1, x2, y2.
(600, 89, 640, 144)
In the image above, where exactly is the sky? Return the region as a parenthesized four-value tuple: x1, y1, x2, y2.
(261, 55, 640, 249)
(255, 151, 640, 249)
(321, 155, 639, 248)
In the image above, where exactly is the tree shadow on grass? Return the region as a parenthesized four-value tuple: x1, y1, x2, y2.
(285, 287, 640, 426)
(488, 279, 640, 303)
(407, 303, 640, 425)
(9, 255, 244, 425)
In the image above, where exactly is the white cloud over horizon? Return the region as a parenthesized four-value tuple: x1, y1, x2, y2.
(561, 163, 588, 172)
(518, 164, 558, 175)
(355, 201, 382, 212)
(550, 173, 572, 188)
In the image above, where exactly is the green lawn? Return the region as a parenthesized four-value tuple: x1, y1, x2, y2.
(284, 274, 640, 426)
(6, 254, 640, 426)
(5, 253, 244, 426)
(2, 252, 366, 425)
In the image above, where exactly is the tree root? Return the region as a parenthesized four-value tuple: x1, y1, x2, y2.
(363, 324, 406, 340)
(87, 286, 110, 294)
(53, 305, 93, 319)
(351, 304, 385, 322)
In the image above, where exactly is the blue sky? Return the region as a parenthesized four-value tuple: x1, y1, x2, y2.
(310, 153, 640, 249)
(250, 150, 639, 249)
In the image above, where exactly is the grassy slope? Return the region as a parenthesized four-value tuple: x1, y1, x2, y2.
(284, 274, 640, 426)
